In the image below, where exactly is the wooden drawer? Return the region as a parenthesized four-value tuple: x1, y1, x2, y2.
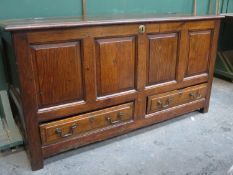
(40, 103, 134, 145)
(147, 84, 208, 114)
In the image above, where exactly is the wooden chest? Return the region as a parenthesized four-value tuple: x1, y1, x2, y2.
(0, 14, 222, 170)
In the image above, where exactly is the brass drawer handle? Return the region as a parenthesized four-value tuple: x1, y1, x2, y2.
(106, 112, 124, 125)
(157, 97, 172, 109)
(55, 123, 78, 138)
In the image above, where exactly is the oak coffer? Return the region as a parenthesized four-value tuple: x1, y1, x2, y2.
(0, 14, 223, 170)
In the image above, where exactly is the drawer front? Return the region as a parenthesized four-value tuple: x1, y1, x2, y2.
(40, 103, 134, 145)
(147, 84, 208, 114)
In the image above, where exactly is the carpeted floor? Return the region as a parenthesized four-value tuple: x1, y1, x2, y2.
(0, 78, 233, 175)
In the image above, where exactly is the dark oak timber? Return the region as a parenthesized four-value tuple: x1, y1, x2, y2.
(0, 14, 222, 170)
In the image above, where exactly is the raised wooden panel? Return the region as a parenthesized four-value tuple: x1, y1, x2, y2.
(186, 30, 212, 76)
(31, 42, 84, 107)
(147, 33, 179, 85)
(96, 37, 136, 96)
